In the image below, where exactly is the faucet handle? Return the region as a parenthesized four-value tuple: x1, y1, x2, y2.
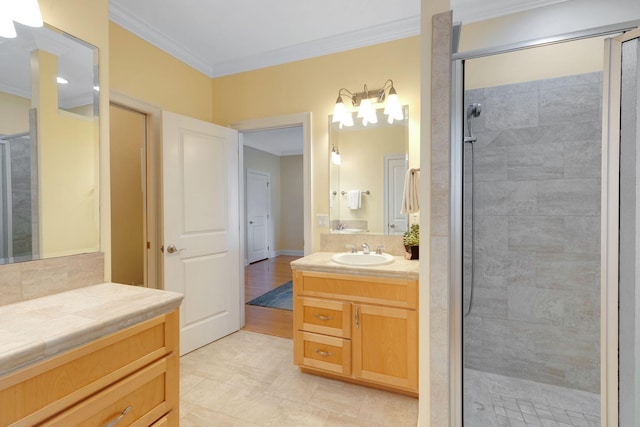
(375, 246, 385, 255)
(345, 244, 357, 253)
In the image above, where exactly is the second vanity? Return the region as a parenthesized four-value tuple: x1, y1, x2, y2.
(291, 252, 419, 396)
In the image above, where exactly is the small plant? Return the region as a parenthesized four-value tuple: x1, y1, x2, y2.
(403, 224, 419, 247)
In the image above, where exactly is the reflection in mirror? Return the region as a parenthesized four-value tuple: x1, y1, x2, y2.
(329, 106, 408, 235)
(0, 23, 100, 264)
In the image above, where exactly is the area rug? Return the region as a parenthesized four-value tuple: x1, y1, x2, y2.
(247, 281, 292, 311)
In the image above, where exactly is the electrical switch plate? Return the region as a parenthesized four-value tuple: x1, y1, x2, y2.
(317, 214, 329, 228)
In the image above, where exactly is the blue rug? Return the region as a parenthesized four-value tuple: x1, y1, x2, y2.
(247, 280, 292, 311)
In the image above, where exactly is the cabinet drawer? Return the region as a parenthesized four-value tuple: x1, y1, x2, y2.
(39, 357, 173, 427)
(294, 297, 351, 338)
(294, 331, 351, 376)
(0, 312, 178, 427)
(295, 271, 417, 309)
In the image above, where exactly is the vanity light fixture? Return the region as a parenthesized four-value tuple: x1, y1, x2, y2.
(331, 146, 341, 165)
(0, 0, 43, 39)
(332, 79, 404, 128)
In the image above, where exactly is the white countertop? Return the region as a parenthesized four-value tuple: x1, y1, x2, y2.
(0, 283, 183, 376)
(290, 252, 419, 280)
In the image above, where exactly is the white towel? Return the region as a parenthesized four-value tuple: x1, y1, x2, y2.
(400, 169, 420, 214)
(346, 190, 361, 210)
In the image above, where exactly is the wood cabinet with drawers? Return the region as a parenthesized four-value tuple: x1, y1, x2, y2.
(0, 309, 179, 427)
(293, 270, 418, 396)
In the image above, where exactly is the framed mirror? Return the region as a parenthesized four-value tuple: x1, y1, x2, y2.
(0, 23, 100, 264)
(329, 106, 409, 235)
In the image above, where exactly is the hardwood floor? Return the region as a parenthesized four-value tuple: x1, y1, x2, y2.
(242, 255, 299, 339)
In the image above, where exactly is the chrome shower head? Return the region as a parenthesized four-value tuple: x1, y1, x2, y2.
(466, 103, 482, 119)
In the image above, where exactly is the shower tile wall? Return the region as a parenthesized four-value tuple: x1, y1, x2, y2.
(463, 72, 601, 393)
(10, 138, 34, 260)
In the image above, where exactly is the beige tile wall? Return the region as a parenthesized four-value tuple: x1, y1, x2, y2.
(319, 233, 407, 257)
(429, 10, 453, 426)
(0, 252, 104, 306)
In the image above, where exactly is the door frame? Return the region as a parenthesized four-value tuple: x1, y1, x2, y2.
(450, 22, 640, 427)
(109, 90, 162, 289)
(246, 168, 271, 264)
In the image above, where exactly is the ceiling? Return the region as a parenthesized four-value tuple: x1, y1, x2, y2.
(108, 0, 569, 79)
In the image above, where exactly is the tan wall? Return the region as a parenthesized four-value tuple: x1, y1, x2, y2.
(109, 22, 213, 122)
(465, 36, 605, 89)
(109, 105, 144, 285)
(211, 37, 421, 251)
(0, 92, 30, 135)
(280, 155, 304, 251)
(244, 147, 281, 256)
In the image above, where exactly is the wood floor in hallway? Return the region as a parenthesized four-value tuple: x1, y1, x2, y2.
(242, 255, 300, 339)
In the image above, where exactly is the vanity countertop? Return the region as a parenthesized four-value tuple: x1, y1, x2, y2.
(290, 251, 419, 280)
(0, 283, 183, 376)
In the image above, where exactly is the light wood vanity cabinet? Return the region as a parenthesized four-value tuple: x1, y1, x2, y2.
(0, 310, 179, 427)
(293, 270, 418, 395)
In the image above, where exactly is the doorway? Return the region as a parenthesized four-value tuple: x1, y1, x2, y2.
(246, 169, 270, 264)
(109, 103, 146, 286)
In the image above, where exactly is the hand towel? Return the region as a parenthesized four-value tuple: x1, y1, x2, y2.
(347, 190, 361, 210)
(400, 169, 420, 214)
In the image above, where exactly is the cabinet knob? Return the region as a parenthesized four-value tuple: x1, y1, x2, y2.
(313, 313, 333, 321)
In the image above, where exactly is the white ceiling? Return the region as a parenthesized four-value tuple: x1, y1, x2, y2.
(108, 0, 569, 79)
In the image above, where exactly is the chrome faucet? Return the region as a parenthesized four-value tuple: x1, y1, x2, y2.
(376, 245, 384, 255)
(361, 243, 370, 254)
(345, 244, 357, 253)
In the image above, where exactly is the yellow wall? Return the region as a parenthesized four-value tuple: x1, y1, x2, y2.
(465, 36, 605, 89)
(0, 92, 30, 135)
(211, 37, 421, 250)
(109, 22, 213, 122)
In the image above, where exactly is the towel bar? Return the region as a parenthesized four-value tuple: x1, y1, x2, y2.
(341, 190, 370, 196)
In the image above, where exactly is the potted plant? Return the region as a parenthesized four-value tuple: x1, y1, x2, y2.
(403, 224, 419, 260)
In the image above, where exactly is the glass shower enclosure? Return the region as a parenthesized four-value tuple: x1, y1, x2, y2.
(448, 26, 640, 426)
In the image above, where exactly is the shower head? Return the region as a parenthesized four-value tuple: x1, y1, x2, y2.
(466, 103, 482, 119)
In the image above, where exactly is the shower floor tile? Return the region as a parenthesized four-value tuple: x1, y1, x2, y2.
(464, 369, 600, 427)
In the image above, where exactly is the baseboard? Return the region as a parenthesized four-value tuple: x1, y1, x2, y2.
(273, 249, 304, 257)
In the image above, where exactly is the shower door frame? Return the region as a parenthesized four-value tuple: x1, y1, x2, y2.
(449, 21, 640, 427)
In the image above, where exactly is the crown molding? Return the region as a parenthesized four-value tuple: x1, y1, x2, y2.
(109, 3, 419, 78)
(453, 0, 569, 24)
(109, 2, 213, 76)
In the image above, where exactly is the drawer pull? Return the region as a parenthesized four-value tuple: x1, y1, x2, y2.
(314, 348, 333, 357)
(103, 405, 132, 427)
(313, 313, 333, 321)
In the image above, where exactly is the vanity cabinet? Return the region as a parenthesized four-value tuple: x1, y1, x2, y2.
(293, 270, 418, 395)
(0, 310, 179, 427)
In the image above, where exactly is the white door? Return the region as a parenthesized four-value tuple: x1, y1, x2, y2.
(384, 155, 408, 235)
(246, 169, 269, 264)
(162, 111, 240, 355)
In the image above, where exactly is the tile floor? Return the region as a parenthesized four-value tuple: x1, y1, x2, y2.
(464, 369, 600, 427)
(180, 330, 419, 426)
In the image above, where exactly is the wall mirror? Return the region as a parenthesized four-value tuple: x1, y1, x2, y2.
(329, 105, 409, 235)
(0, 23, 100, 264)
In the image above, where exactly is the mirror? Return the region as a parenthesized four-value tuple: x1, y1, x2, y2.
(0, 23, 100, 264)
(329, 106, 409, 235)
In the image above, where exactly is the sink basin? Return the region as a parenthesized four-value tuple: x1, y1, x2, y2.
(333, 228, 367, 234)
(331, 251, 394, 266)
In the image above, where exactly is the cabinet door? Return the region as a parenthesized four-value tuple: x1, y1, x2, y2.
(352, 304, 418, 392)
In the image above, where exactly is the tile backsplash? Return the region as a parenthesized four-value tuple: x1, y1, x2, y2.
(320, 233, 407, 257)
(0, 252, 104, 306)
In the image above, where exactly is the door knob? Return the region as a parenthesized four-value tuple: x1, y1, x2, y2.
(389, 224, 396, 228)
(249, 221, 254, 224)
(166, 244, 185, 254)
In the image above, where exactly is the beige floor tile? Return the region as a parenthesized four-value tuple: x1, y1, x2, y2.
(180, 330, 419, 427)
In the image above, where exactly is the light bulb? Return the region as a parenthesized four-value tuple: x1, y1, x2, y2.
(332, 96, 346, 123)
(358, 98, 377, 127)
(384, 89, 404, 124)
